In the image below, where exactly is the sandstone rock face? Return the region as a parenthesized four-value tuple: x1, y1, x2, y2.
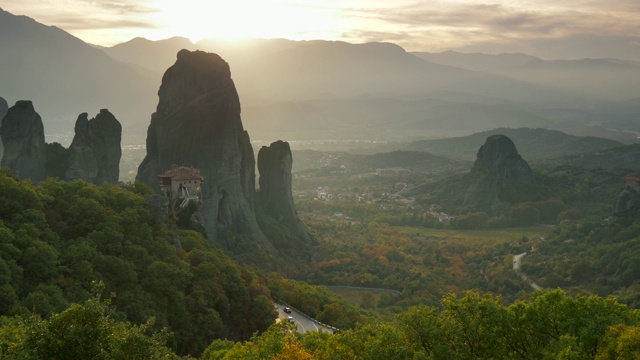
(257, 141, 311, 245)
(614, 188, 640, 213)
(0, 96, 8, 160)
(464, 135, 534, 209)
(65, 109, 122, 184)
(0, 97, 7, 120)
(0, 100, 46, 182)
(136, 50, 268, 243)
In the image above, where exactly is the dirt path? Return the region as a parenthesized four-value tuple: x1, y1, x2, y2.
(513, 252, 543, 291)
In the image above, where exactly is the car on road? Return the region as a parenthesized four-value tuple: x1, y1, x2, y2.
(284, 307, 291, 313)
(287, 316, 295, 324)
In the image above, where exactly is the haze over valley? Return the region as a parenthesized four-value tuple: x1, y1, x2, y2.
(2, 7, 640, 148)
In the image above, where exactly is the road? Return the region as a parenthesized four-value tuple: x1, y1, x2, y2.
(274, 304, 335, 334)
(513, 252, 543, 291)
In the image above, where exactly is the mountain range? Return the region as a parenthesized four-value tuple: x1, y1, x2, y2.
(1, 7, 639, 146)
(0, 8, 157, 140)
(414, 51, 640, 101)
(402, 127, 625, 161)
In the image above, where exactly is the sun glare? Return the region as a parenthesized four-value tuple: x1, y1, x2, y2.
(151, 0, 342, 42)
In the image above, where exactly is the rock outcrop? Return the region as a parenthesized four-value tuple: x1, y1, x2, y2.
(0, 100, 46, 182)
(136, 50, 268, 244)
(0, 97, 7, 120)
(613, 188, 640, 214)
(66, 109, 122, 184)
(257, 141, 311, 246)
(464, 135, 534, 209)
(0, 96, 8, 160)
(614, 176, 640, 214)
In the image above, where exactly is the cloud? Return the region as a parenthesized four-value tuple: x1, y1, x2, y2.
(4, 0, 159, 30)
(90, 1, 158, 14)
(4, 0, 640, 59)
(49, 17, 157, 30)
(360, 2, 639, 36)
(341, 1, 640, 59)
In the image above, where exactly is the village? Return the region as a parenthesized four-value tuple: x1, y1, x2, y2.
(292, 165, 454, 226)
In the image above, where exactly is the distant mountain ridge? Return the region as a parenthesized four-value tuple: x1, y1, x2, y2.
(403, 128, 624, 161)
(543, 143, 640, 170)
(0, 8, 157, 140)
(98, 33, 606, 142)
(105, 37, 589, 106)
(104, 36, 195, 73)
(414, 51, 640, 101)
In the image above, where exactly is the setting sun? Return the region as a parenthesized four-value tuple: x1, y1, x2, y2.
(151, 0, 343, 42)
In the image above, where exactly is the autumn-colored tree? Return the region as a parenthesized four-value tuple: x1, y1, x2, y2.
(595, 324, 640, 360)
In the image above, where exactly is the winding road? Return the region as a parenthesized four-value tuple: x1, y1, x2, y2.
(275, 304, 335, 334)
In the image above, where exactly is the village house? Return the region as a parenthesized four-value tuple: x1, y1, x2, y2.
(376, 167, 412, 175)
(625, 175, 640, 192)
(158, 165, 203, 209)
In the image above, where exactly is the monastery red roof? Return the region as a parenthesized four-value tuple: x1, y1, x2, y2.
(159, 165, 203, 181)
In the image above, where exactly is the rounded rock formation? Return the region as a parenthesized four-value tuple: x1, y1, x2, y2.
(464, 134, 534, 209)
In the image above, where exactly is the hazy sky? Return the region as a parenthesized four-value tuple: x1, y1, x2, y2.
(3, 0, 640, 59)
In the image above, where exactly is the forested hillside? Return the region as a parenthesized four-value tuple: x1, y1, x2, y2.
(521, 207, 640, 306)
(0, 169, 276, 356)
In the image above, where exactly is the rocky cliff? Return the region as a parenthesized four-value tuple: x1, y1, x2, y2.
(464, 134, 534, 210)
(257, 141, 311, 246)
(613, 188, 640, 214)
(136, 50, 268, 244)
(0, 100, 46, 182)
(0, 96, 7, 160)
(66, 109, 122, 184)
(0, 96, 7, 120)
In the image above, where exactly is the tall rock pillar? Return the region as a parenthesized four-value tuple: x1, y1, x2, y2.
(66, 109, 122, 184)
(136, 50, 268, 244)
(0, 96, 8, 160)
(257, 141, 311, 246)
(0, 100, 46, 182)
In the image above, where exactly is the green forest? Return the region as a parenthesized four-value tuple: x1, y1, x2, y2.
(2, 157, 640, 359)
(0, 170, 276, 356)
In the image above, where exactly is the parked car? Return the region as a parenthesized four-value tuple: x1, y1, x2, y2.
(284, 307, 291, 313)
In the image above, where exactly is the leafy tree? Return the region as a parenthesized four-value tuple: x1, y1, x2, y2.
(439, 292, 508, 359)
(201, 339, 236, 360)
(0, 286, 178, 359)
(319, 323, 414, 360)
(219, 322, 299, 359)
(396, 305, 443, 356)
(595, 324, 640, 360)
(44, 142, 70, 179)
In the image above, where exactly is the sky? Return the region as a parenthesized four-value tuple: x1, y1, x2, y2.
(3, 0, 640, 60)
